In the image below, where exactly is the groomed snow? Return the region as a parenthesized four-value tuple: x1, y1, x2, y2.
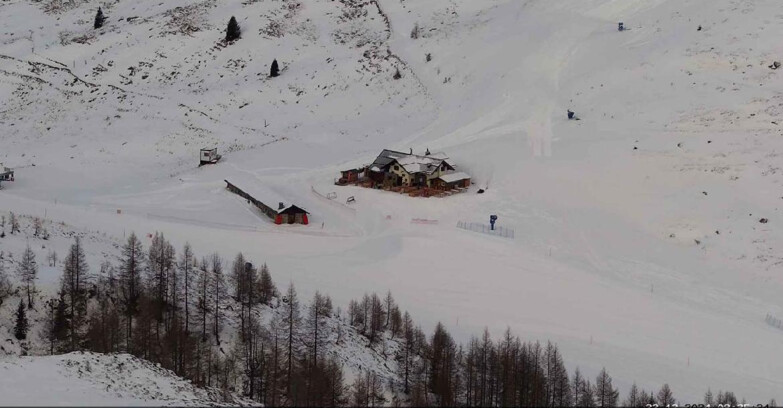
(2, 0, 783, 403)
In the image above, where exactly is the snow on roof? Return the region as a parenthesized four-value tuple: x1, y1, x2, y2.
(225, 176, 306, 214)
(395, 154, 445, 175)
(370, 149, 451, 174)
(438, 171, 471, 183)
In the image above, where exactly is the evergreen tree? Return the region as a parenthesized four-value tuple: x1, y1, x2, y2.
(594, 367, 619, 407)
(9, 212, 20, 234)
(61, 237, 89, 351)
(94, 7, 105, 29)
(270, 59, 280, 77)
(147, 232, 175, 342)
(624, 383, 642, 407)
(226, 16, 240, 42)
(283, 282, 301, 399)
(429, 322, 458, 406)
(305, 291, 331, 370)
(545, 341, 571, 406)
(43, 295, 69, 353)
(578, 379, 597, 407)
(716, 390, 737, 405)
(16, 245, 38, 308)
(656, 384, 675, 405)
(196, 257, 211, 341)
(14, 299, 28, 340)
(179, 243, 194, 333)
(119, 233, 144, 351)
(209, 253, 225, 343)
(704, 388, 714, 405)
(572, 367, 584, 406)
(258, 263, 276, 305)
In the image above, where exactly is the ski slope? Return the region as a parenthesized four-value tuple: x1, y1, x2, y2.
(0, 352, 256, 406)
(2, 0, 783, 402)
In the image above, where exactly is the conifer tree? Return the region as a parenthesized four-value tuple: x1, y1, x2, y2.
(258, 263, 276, 305)
(9, 212, 20, 234)
(624, 383, 642, 407)
(14, 299, 28, 340)
(119, 233, 143, 351)
(306, 291, 331, 370)
(656, 384, 676, 406)
(578, 379, 597, 407)
(62, 237, 89, 351)
(704, 388, 714, 405)
(283, 282, 301, 398)
(594, 367, 619, 407)
(94, 7, 105, 29)
(147, 232, 174, 341)
(196, 256, 211, 341)
(16, 245, 38, 308)
(179, 243, 194, 333)
(209, 253, 225, 343)
(270, 59, 280, 77)
(226, 16, 240, 42)
(50, 295, 69, 351)
(572, 367, 584, 405)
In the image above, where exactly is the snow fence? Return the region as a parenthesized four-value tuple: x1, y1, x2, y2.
(456, 221, 515, 239)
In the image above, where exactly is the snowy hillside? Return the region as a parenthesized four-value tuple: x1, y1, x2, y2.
(0, 352, 256, 406)
(2, 0, 783, 403)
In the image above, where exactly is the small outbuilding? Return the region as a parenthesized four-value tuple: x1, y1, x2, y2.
(0, 164, 13, 188)
(434, 171, 471, 190)
(200, 148, 222, 166)
(338, 167, 366, 185)
(224, 178, 309, 225)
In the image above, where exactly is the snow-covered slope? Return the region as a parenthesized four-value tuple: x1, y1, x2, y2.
(0, 352, 255, 406)
(3, 0, 783, 402)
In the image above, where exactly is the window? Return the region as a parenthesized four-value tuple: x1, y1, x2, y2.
(394, 165, 399, 171)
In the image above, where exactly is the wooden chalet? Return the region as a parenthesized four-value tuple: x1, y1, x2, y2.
(224, 178, 309, 225)
(364, 149, 470, 190)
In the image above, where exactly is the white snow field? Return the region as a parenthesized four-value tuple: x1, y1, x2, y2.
(2, 0, 783, 403)
(0, 352, 256, 406)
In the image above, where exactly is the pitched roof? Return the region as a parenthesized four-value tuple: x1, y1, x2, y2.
(438, 171, 471, 183)
(370, 149, 451, 175)
(397, 155, 443, 175)
(225, 176, 308, 214)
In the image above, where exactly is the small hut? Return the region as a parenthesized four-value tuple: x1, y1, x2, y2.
(224, 178, 309, 225)
(200, 148, 222, 166)
(0, 164, 13, 188)
(434, 172, 471, 190)
(338, 167, 366, 185)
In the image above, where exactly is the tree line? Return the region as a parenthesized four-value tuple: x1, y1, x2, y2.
(1, 228, 777, 407)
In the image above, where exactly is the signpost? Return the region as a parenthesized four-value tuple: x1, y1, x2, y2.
(490, 215, 498, 231)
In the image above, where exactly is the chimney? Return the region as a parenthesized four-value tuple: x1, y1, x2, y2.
(279, 202, 285, 210)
